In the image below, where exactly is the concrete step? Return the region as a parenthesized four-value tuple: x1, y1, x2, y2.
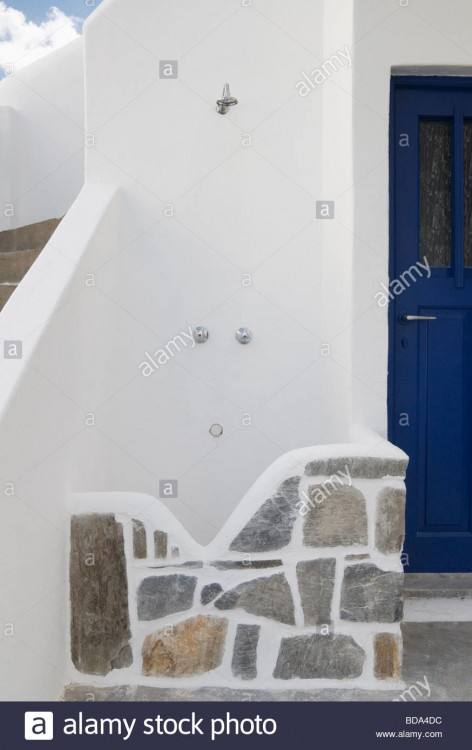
(0, 283, 17, 310)
(404, 573, 472, 599)
(0, 217, 62, 313)
(0, 247, 41, 284)
(0, 217, 61, 253)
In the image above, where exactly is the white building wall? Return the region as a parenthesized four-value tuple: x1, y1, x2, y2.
(2, 0, 472, 699)
(0, 38, 84, 231)
(0, 183, 120, 699)
(319, 0, 354, 442)
(81, 0, 339, 544)
(78, 0, 472, 542)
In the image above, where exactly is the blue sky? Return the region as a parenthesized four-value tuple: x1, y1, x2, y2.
(0, 2, 101, 76)
(8, 1, 97, 22)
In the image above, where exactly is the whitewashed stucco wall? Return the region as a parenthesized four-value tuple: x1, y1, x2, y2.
(2, 0, 472, 700)
(79, 0, 472, 541)
(0, 38, 84, 231)
(80, 0, 357, 544)
(0, 183, 120, 699)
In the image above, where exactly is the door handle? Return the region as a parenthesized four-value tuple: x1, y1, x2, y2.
(400, 314, 437, 322)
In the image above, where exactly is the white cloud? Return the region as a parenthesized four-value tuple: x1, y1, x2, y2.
(0, 3, 81, 75)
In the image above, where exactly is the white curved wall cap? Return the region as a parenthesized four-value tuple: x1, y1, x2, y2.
(70, 438, 408, 560)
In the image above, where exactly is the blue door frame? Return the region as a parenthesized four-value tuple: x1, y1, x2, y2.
(389, 76, 472, 572)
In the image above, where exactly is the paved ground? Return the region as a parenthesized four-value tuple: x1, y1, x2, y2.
(64, 622, 472, 702)
(404, 573, 472, 599)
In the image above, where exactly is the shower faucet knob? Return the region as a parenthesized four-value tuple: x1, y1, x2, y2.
(235, 327, 253, 345)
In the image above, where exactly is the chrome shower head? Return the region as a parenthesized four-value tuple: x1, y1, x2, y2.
(216, 83, 238, 115)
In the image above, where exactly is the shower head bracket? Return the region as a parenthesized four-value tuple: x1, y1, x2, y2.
(217, 83, 238, 115)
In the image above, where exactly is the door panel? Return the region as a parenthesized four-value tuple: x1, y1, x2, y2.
(463, 120, 472, 265)
(390, 78, 472, 572)
(419, 308, 471, 530)
(419, 119, 453, 267)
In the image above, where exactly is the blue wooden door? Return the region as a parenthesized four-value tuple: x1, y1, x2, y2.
(390, 77, 472, 572)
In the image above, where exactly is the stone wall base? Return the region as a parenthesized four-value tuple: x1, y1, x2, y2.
(69, 452, 407, 690)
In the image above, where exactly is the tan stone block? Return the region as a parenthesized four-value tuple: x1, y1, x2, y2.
(376, 487, 406, 554)
(374, 633, 401, 680)
(304, 486, 368, 547)
(142, 616, 227, 677)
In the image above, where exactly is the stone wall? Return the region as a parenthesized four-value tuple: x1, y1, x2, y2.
(69, 454, 407, 688)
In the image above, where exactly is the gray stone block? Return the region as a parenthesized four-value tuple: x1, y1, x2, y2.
(341, 564, 404, 622)
(132, 519, 147, 559)
(110, 645, 133, 670)
(376, 487, 406, 554)
(305, 456, 407, 479)
(154, 530, 168, 559)
(215, 573, 295, 625)
(64, 683, 403, 701)
(274, 634, 365, 679)
(303, 486, 368, 547)
(211, 560, 282, 570)
(149, 562, 203, 570)
(297, 559, 336, 625)
(232, 624, 260, 680)
(229, 477, 300, 552)
(137, 575, 197, 620)
(70, 514, 131, 676)
(201, 583, 223, 605)
(64, 684, 135, 701)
